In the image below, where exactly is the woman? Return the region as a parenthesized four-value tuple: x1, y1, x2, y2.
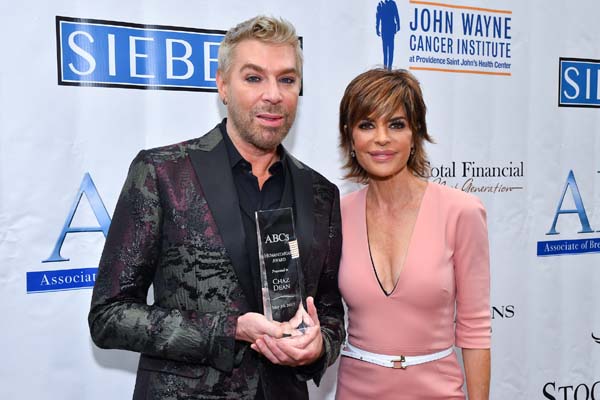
(335, 68, 491, 399)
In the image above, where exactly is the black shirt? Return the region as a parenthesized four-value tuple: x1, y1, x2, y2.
(219, 120, 294, 311)
(220, 120, 296, 400)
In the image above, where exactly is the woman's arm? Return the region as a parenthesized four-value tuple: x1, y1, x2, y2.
(462, 348, 491, 400)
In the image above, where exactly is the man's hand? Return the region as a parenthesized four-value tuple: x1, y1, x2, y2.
(235, 312, 285, 343)
(250, 297, 324, 366)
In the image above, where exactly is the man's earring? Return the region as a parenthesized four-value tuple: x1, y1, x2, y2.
(222, 98, 228, 105)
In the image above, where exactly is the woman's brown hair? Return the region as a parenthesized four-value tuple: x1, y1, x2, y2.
(339, 68, 434, 183)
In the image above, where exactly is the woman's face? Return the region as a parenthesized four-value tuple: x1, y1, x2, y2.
(351, 107, 413, 181)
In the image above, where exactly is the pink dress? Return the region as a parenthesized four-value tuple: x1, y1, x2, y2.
(336, 183, 490, 399)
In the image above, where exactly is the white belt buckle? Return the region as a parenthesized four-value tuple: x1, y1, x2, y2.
(392, 355, 406, 369)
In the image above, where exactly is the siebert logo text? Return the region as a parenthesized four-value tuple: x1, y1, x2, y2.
(559, 58, 600, 107)
(56, 16, 224, 91)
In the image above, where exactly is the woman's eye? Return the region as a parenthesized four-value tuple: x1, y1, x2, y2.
(357, 122, 374, 130)
(390, 122, 406, 129)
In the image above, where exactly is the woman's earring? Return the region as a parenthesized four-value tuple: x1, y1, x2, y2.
(410, 147, 415, 157)
(350, 150, 356, 158)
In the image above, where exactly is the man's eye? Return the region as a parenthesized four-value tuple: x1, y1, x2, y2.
(280, 77, 296, 84)
(246, 76, 261, 83)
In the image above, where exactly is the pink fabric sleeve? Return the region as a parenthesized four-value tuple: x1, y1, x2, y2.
(453, 196, 491, 349)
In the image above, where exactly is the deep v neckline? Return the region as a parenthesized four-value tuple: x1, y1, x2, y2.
(363, 182, 430, 297)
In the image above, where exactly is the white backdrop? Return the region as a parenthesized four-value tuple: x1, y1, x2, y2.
(1, 1, 599, 399)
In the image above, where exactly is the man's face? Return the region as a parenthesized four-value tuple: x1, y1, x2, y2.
(217, 39, 301, 151)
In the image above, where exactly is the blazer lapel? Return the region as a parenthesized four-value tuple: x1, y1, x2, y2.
(188, 127, 258, 311)
(286, 152, 314, 280)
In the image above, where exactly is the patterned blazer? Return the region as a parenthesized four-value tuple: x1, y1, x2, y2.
(88, 125, 345, 400)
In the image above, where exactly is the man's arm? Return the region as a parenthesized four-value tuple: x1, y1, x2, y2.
(88, 151, 273, 372)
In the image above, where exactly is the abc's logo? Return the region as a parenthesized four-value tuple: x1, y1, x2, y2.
(265, 233, 290, 244)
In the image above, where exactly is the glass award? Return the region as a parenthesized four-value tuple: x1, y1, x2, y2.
(255, 207, 307, 331)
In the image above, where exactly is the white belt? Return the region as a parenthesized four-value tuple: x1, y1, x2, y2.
(341, 342, 453, 369)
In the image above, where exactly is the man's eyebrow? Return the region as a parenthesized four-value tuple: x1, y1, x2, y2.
(239, 63, 299, 76)
(277, 67, 299, 76)
(239, 63, 265, 74)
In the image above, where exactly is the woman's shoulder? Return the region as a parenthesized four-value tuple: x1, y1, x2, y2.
(341, 186, 367, 203)
(340, 186, 367, 213)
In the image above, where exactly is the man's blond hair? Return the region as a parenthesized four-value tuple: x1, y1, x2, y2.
(218, 16, 303, 77)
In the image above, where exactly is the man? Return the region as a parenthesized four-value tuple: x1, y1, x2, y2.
(88, 16, 345, 400)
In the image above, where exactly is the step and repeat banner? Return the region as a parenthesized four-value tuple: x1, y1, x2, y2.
(1, 0, 599, 398)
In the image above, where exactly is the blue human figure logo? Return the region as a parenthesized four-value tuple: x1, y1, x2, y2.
(376, 0, 400, 69)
